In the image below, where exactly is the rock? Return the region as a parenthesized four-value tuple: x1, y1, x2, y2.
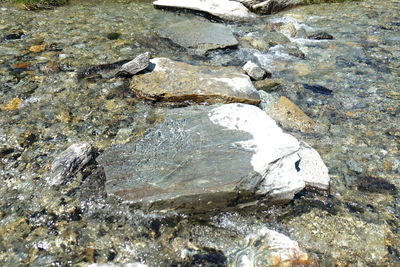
(130, 58, 260, 105)
(3, 31, 24, 40)
(295, 27, 307, 38)
(78, 59, 131, 79)
(0, 145, 15, 158)
(89, 263, 148, 267)
(254, 79, 282, 92)
(1, 98, 23, 111)
(157, 20, 238, 55)
(46, 143, 93, 186)
(120, 52, 150, 75)
(28, 44, 46, 53)
(280, 22, 297, 37)
(106, 32, 121, 40)
(302, 84, 333, 95)
(229, 227, 310, 266)
(308, 32, 334, 40)
(263, 31, 291, 46)
(37, 61, 60, 74)
(242, 61, 268, 80)
(241, 31, 290, 51)
(241, 35, 270, 51)
(264, 96, 316, 133)
(249, 0, 303, 14)
(97, 103, 330, 212)
(281, 43, 305, 59)
(11, 62, 31, 69)
(153, 0, 257, 21)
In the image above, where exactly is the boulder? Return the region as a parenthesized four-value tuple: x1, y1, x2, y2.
(153, 0, 257, 21)
(157, 20, 238, 55)
(97, 103, 330, 213)
(229, 227, 310, 266)
(130, 58, 260, 105)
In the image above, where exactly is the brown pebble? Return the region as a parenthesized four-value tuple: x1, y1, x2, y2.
(11, 62, 31, 69)
(2, 98, 23, 111)
(29, 44, 46, 53)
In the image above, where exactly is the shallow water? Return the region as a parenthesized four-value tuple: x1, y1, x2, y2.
(0, 0, 399, 266)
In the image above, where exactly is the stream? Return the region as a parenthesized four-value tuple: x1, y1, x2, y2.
(0, 0, 399, 266)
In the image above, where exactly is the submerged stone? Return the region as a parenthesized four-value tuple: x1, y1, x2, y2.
(97, 104, 329, 213)
(157, 20, 238, 55)
(265, 96, 316, 133)
(153, 0, 256, 21)
(130, 58, 260, 105)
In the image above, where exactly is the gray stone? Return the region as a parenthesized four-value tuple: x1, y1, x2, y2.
(241, 31, 290, 51)
(229, 227, 309, 266)
(157, 20, 238, 55)
(153, 0, 257, 21)
(130, 58, 260, 105)
(47, 143, 92, 186)
(121, 52, 151, 75)
(242, 61, 267, 80)
(97, 104, 330, 213)
(236, 0, 304, 14)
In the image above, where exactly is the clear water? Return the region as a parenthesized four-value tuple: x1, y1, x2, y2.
(0, 0, 399, 265)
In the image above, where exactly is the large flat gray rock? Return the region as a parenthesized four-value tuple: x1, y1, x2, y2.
(130, 58, 260, 105)
(97, 104, 329, 213)
(157, 20, 238, 55)
(153, 0, 256, 21)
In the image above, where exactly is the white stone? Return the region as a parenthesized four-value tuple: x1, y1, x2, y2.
(153, 0, 257, 21)
(209, 104, 299, 175)
(297, 142, 330, 190)
(243, 61, 267, 80)
(229, 227, 309, 266)
(209, 104, 330, 201)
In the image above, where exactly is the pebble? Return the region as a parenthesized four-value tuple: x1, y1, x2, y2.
(308, 32, 334, 40)
(29, 44, 46, 53)
(1, 98, 23, 111)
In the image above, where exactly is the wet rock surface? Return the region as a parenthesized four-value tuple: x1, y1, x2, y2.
(97, 104, 329, 212)
(46, 143, 93, 186)
(0, 0, 399, 266)
(130, 58, 261, 104)
(157, 20, 238, 55)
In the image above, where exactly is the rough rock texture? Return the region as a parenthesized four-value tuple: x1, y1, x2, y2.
(153, 0, 257, 21)
(97, 104, 329, 213)
(241, 31, 290, 51)
(265, 96, 316, 133)
(235, 0, 303, 14)
(242, 61, 267, 80)
(121, 52, 150, 75)
(130, 58, 260, 105)
(47, 143, 92, 186)
(254, 79, 282, 92)
(157, 20, 238, 55)
(229, 227, 310, 266)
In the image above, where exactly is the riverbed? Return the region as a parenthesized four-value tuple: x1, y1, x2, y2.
(0, 0, 399, 265)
